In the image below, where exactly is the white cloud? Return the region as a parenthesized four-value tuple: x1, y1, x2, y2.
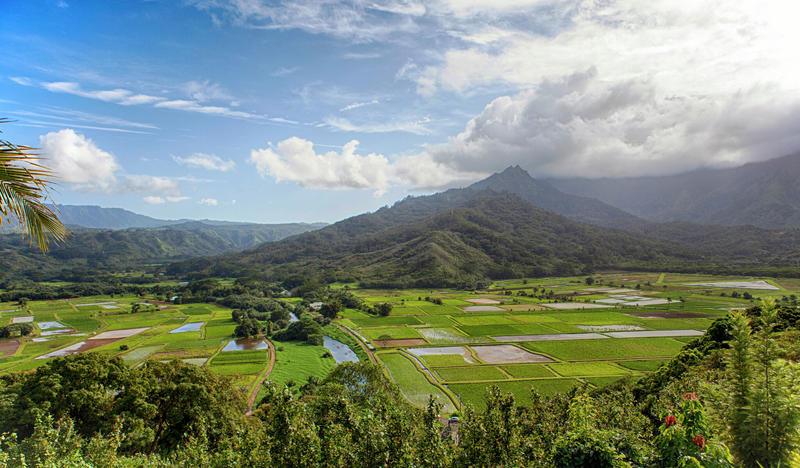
(39, 129, 120, 191)
(143, 196, 166, 205)
(198, 198, 219, 206)
(342, 52, 381, 59)
(183, 80, 233, 102)
(173, 153, 236, 171)
(270, 66, 299, 77)
(340, 99, 379, 112)
(10, 76, 34, 86)
(268, 117, 299, 124)
(249, 137, 479, 193)
(190, 0, 424, 42)
(415, 68, 800, 178)
(323, 116, 431, 135)
(144, 195, 189, 204)
(34, 80, 262, 120)
(42, 81, 163, 105)
(122, 175, 180, 196)
(153, 99, 260, 119)
(415, 0, 800, 98)
(250, 138, 392, 193)
(39, 129, 184, 195)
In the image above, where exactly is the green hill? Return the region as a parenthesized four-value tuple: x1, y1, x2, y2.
(550, 151, 800, 228)
(0, 221, 324, 281)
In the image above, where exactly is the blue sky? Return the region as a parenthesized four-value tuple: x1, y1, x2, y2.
(3, 0, 800, 223)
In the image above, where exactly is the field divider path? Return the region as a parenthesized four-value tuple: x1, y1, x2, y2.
(336, 323, 376, 363)
(247, 337, 276, 412)
(398, 349, 461, 411)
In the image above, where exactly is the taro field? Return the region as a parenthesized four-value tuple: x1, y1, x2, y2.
(339, 272, 798, 411)
(1, 272, 796, 414)
(0, 294, 348, 406)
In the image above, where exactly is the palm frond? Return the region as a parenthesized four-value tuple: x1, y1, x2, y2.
(0, 118, 67, 252)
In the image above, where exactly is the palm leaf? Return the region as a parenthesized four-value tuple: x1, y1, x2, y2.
(0, 118, 67, 252)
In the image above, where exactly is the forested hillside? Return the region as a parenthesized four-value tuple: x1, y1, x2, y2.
(0, 221, 323, 281)
(550, 151, 800, 228)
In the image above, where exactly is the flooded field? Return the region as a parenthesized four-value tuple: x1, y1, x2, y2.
(407, 345, 475, 363)
(323, 336, 359, 363)
(472, 344, 553, 364)
(169, 322, 204, 334)
(91, 327, 150, 340)
(36, 321, 67, 330)
(222, 338, 268, 351)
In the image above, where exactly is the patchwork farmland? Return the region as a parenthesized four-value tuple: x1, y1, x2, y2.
(336, 272, 796, 410)
(1, 271, 796, 414)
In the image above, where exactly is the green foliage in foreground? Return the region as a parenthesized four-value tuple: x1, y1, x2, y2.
(1, 305, 799, 467)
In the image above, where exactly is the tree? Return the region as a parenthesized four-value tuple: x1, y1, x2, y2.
(376, 302, 392, 317)
(0, 119, 66, 252)
(320, 299, 343, 319)
(712, 302, 800, 467)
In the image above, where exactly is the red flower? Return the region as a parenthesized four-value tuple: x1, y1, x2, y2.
(692, 434, 706, 450)
(683, 393, 698, 401)
(664, 414, 677, 427)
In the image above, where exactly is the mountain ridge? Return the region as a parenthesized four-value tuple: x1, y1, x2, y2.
(549, 151, 800, 228)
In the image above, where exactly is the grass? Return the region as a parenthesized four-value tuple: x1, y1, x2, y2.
(361, 326, 422, 340)
(421, 354, 474, 367)
(616, 360, 666, 371)
(379, 353, 456, 413)
(351, 316, 422, 327)
(211, 349, 267, 364)
(449, 379, 579, 409)
(547, 362, 630, 377)
(584, 376, 626, 388)
(268, 341, 337, 388)
(523, 337, 686, 361)
(434, 366, 507, 382)
(500, 364, 556, 379)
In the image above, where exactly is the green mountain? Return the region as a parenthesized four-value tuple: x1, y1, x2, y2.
(549, 151, 800, 228)
(470, 166, 638, 226)
(169, 191, 699, 287)
(0, 221, 325, 281)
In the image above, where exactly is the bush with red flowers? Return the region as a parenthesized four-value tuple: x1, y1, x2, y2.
(654, 392, 732, 467)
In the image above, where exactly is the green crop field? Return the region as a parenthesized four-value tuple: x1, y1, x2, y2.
(378, 352, 456, 413)
(1, 271, 797, 417)
(268, 341, 337, 388)
(329, 272, 795, 412)
(434, 365, 508, 382)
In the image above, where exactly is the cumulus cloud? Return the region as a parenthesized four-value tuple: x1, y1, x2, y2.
(39, 129, 184, 195)
(173, 153, 236, 171)
(416, 68, 800, 178)
(39, 129, 120, 191)
(122, 174, 180, 196)
(198, 198, 219, 206)
(144, 195, 189, 204)
(250, 138, 393, 193)
(143, 196, 166, 205)
(414, 0, 800, 98)
(249, 137, 479, 193)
